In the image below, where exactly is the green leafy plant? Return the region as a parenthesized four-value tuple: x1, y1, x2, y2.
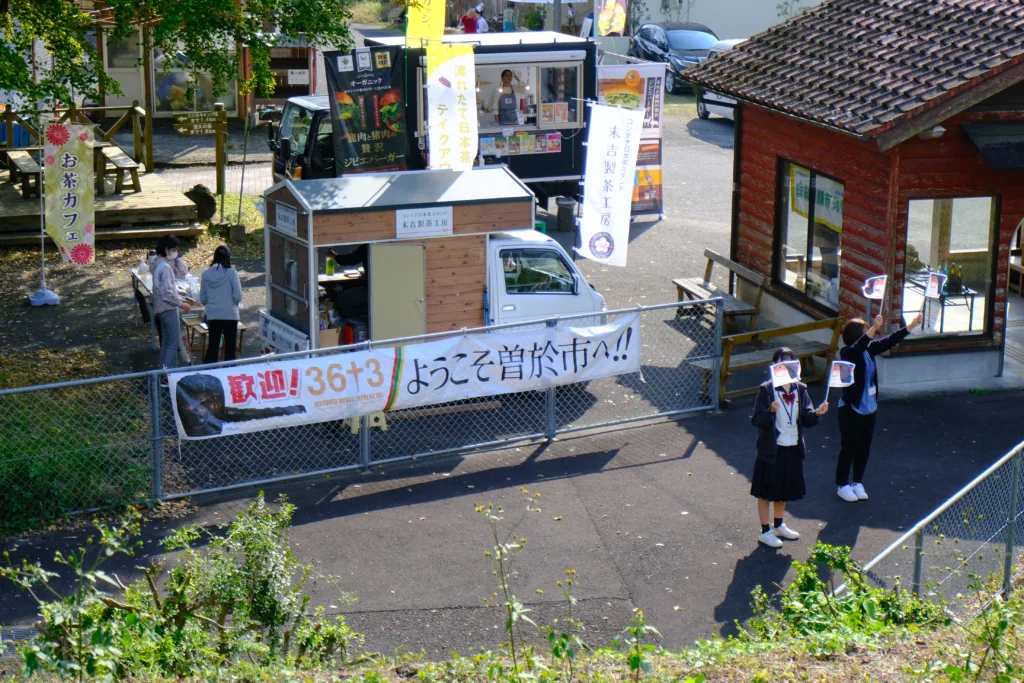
(613, 609, 661, 683)
(523, 8, 545, 31)
(747, 542, 947, 654)
(476, 488, 542, 679)
(544, 569, 589, 681)
(1, 493, 363, 680)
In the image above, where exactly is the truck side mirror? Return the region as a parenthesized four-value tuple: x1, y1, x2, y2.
(280, 137, 292, 159)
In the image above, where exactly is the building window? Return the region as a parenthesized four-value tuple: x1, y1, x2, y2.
(901, 197, 996, 337)
(776, 161, 843, 310)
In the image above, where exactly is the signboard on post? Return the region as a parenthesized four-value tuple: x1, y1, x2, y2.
(43, 122, 95, 265)
(598, 63, 666, 216)
(171, 313, 641, 439)
(173, 111, 222, 136)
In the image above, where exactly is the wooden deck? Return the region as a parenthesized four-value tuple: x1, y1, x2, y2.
(0, 169, 200, 242)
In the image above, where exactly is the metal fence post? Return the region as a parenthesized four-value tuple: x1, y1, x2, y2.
(711, 301, 724, 409)
(360, 340, 372, 468)
(545, 318, 557, 440)
(912, 527, 924, 599)
(148, 372, 164, 501)
(1004, 452, 1021, 597)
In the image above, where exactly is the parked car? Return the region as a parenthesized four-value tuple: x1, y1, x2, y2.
(696, 39, 746, 120)
(627, 22, 718, 94)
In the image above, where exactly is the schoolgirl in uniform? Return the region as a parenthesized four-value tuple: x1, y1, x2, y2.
(750, 347, 829, 548)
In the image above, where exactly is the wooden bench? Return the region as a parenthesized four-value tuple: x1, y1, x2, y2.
(100, 146, 141, 195)
(7, 151, 41, 200)
(673, 249, 768, 331)
(692, 317, 845, 407)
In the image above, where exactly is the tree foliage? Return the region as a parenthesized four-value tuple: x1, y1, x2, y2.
(1, 0, 354, 109)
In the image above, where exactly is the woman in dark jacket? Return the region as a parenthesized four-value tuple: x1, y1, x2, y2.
(750, 347, 829, 548)
(835, 313, 922, 502)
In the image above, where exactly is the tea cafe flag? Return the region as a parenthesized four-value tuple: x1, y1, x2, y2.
(769, 360, 802, 388)
(426, 43, 477, 170)
(407, 0, 445, 46)
(577, 103, 643, 268)
(43, 122, 95, 265)
(862, 275, 886, 300)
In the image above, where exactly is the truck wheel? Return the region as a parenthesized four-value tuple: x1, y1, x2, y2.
(665, 77, 676, 95)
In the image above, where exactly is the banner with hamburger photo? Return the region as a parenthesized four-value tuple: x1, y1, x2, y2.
(325, 47, 409, 175)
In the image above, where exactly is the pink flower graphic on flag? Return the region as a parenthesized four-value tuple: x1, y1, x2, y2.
(71, 244, 94, 265)
(45, 156, 55, 166)
(79, 132, 89, 142)
(84, 223, 94, 234)
(45, 124, 70, 147)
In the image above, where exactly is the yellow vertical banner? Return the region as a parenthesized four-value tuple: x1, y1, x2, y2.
(426, 43, 478, 170)
(43, 122, 96, 265)
(407, 0, 445, 46)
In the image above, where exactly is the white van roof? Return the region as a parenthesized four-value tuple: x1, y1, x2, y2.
(490, 229, 560, 248)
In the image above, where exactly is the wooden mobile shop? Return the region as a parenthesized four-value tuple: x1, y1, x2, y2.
(688, 0, 1024, 388)
(260, 166, 534, 352)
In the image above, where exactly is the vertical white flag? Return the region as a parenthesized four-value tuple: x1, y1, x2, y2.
(427, 43, 477, 170)
(577, 104, 643, 267)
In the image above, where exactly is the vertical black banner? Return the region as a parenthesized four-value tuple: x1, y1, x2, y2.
(324, 47, 409, 175)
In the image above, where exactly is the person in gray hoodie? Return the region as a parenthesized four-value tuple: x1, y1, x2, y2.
(153, 235, 192, 371)
(200, 245, 243, 363)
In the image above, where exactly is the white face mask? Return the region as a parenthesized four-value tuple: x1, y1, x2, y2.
(167, 250, 178, 260)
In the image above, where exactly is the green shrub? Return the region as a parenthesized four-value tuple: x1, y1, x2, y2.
(1, 494, 362, 680)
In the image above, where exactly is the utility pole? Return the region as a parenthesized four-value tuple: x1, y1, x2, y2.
(554, 0, 562, 33)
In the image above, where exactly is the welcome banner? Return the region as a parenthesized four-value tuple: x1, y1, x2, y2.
(426, 43, 478, 170)
(577, 103, 643, 268)
(43, 122, 95, 265)
(170, 314, 640, 439)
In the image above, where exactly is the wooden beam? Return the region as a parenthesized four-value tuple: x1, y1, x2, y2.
(875, 60, 1024, 152)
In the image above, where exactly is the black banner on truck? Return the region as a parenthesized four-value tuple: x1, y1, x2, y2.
(324, 47, 409, 175)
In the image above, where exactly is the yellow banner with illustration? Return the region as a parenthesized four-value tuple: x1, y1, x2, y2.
(426, 43, 478, 170)
(790, 164, 844, 233)
(43, 122, 96, 265)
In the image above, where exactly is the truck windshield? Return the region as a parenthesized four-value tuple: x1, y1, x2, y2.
(502, 249, 576, 294)
(280, 104, 313, 155)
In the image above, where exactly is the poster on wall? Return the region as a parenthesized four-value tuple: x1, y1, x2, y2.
(596, 0, 628, 36)
(790, 164, 844, 232)
(43, 122, 95, 265)
(426, 43, 478, 170)
(170, 314, 641, 439)
(325, 47, 409, 175)
(577, 104, 644, 268)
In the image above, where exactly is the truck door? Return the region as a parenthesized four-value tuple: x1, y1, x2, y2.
(369, 243, 426, 341)
(493, 246, 598, 325)
(273, 103, 314, 181)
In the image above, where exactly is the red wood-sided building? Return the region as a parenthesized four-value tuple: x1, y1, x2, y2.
(689, 0, 1024, 387)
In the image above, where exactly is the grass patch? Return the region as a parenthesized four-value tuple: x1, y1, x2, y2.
(664, 91, 697, 118)
(349, 0, 384, 24)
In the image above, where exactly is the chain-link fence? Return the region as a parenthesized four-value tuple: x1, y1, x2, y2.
(0, 300, 722, 525)
(843, 439, 1024, 621)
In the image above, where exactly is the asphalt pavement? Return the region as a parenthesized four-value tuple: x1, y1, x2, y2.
(2, 389, 1019, 656)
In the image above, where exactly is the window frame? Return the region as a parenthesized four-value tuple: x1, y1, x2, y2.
(772, 158, 844, 314)
(898, 194, 1001, 342)
(500, 247, 579, 296)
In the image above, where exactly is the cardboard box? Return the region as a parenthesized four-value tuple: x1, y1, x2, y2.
(319, 326, 341, 348)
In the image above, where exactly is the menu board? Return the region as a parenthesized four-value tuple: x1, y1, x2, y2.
(480, 132, 562, 157)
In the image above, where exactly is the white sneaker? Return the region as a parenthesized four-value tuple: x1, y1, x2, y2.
(773, 523, 800, 540)
(837, 485, 859, 502)
(852, 483, 869, 500)
(758, 530, 783, 548)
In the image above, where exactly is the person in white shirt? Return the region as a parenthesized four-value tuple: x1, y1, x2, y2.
(749, 348, 829, 549)
(475, 3, 489, 32)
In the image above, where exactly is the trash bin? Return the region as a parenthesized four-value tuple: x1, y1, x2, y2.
(556, 197, 577, 233)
